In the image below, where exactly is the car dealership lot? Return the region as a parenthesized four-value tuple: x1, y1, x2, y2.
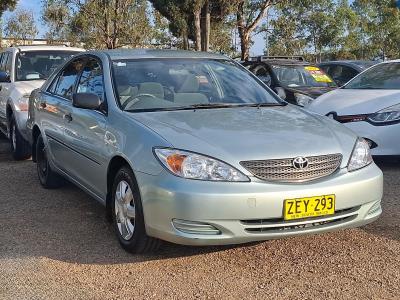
(0, 137, 399, 300)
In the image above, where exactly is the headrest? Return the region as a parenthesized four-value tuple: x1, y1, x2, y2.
(178, 74, 199, 93)
(138, 82, 164, 98)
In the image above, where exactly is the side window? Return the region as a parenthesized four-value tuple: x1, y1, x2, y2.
(0, 53, 8, 72)
(54, 58, 85, 100)
(76, 58, 104, 101)
(5, 52, 13, 74)
(340, 66, 358, 83)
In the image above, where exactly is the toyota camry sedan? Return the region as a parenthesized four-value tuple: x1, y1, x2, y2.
(27, 50, 383, 253)
(308, 60, 400, 156)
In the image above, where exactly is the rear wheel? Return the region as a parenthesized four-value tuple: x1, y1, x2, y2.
(111, 166, 161, 253)
(35, 133, 64, 189)
(9, 116, 31, 160)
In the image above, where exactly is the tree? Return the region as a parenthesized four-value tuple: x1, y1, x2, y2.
(42, 0, 72, 42)
(68, 0, 152, 49)
(0, 0, 17, 17)
(150, 0, 234, 51)
(4, 9, 38, 44)
(352, 0, 400, 60)
(235, 0, 283, 60)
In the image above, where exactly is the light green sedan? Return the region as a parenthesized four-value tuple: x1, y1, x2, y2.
(27, 49, 383, 253)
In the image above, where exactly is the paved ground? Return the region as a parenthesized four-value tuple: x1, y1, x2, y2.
(0, 136, 399, 300)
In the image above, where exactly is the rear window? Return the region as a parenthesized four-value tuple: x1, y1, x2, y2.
(272, 65, 337, 88)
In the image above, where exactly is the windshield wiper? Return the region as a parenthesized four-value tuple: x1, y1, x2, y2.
(188, 103, 236, 110)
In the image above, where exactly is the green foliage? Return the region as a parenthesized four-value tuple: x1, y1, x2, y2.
(4, 8, 38, 43)
(0, 0, 17, 17)
(67, 0, 152, 49)
(269, 0, 400, 61)
(42, 0, 71, 42)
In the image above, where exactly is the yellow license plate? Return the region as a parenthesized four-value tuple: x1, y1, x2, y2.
(284, 195, 335, 220)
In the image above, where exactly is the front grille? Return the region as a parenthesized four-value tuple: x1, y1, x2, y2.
(240, 153, 342, 183)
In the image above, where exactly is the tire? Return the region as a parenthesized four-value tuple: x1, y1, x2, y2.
(35, 133, 64, 189)
(9, 116, 31, 160)
(111, 166, 161, 253)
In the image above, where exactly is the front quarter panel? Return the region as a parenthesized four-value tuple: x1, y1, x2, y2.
(106, 110, 171, 176)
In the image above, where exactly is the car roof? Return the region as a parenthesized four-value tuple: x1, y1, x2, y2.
(5, 45, 84, 52)
(88, 49, 228, 60)
(244, 59, 311, 67)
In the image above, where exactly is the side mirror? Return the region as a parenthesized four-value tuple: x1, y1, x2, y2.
(72, 93, 102, 110)
(0, 71, 10, 83)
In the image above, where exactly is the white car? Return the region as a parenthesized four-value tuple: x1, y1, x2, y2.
(0, 45, 83, 160)
(307, 60, 400, 156)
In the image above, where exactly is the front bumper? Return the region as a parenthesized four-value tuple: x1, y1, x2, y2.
(136, 163, 383, 246)
(344, 121, 400, 156)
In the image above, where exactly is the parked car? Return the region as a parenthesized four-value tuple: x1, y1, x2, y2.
(307, 60, 400, 156)
(242, 56, 337, 106)
(27, 49, 382, 253)
(0, 45, 83, 160)
(319, 60, 378, 86)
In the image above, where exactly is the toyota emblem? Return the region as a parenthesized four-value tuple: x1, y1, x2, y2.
(292, 156, 309, 169)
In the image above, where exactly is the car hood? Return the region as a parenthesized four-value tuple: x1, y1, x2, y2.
(286, 86, 337, 99)
(308, 88, 400, 115)
(13, 80, 45, 96)
(130, 105, 356, 169)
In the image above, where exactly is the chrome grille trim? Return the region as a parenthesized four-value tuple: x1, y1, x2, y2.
(240, 153, 342, 182)
(241, 206, 360, 234)
(244, 215, 356, 234)
(240, 206, 360, 227)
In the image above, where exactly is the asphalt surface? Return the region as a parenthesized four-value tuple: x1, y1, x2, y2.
(0, 136, 399, 300)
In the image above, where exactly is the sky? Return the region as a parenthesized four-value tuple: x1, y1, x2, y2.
(3, 0, 266, 55)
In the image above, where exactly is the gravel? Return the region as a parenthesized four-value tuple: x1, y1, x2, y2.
(0, 136, 399, 300)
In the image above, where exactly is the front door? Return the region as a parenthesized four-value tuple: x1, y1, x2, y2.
(62, 57, 109, 198)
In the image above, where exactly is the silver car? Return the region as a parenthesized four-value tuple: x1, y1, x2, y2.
(27, 50, 383, 253)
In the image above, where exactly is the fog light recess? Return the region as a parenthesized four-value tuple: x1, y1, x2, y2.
(172, 219, 221, 235)
(367, 201, 381, 216)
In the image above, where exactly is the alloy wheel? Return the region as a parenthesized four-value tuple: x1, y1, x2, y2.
(114, 180, 136, 240)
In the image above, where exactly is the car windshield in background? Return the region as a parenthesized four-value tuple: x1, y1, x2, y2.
(345, 62, 400, 90)
(112, 59, 282, 112)
(16, 51, 78, 81)
(272, 65, 337, 88)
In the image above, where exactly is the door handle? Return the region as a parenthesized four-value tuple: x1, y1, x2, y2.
(40, 101, 46, 108)
(63, 113, 73, 122)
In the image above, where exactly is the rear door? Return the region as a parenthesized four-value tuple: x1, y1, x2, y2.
(61, 57, 108, 197)
(39, 57, 85, 168)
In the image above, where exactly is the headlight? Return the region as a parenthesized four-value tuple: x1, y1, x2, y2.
(347, 138, 373, 172)
(14, 93, 30, 111)
(367, 103, 400, 125)
(294, 93, 314, 107)
(154, 148, 249, 182)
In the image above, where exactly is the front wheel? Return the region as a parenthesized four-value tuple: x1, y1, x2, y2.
(9, 116, 31, 160)
(111, 166, 161, 253)
(35, 133, 64, 189)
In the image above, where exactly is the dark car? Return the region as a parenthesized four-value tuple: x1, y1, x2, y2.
(242, 56, 337, 106)
(318, 60, 378, 87)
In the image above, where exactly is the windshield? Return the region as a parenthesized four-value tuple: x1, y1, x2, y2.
(112, 59, 282, 112)
(345, 62, 400, 90)
(272, 65, 336, 88)
(16, 51, 79, 81)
